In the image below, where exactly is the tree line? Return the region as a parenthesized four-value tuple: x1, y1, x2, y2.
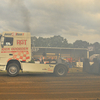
(31, 35, 100, 55)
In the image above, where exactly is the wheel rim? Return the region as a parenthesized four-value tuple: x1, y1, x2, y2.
(9, 66, 17, 74)
(57, 67, 65, 75)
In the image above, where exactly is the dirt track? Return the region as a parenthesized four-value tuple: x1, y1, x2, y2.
(0, 72, 100, 100)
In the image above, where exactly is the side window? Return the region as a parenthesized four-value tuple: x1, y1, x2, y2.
(4, 37, 13, 46)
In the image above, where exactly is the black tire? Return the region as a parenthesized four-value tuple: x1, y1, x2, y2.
(7, 63, 19, 77)
(54, 65, 67, 77)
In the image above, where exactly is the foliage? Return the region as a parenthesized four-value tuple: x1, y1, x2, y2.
(73, 40, 89, 48)
(31, 35, 100, 54)
(28, 60, 34, 63)
(31, 35, 68, 47)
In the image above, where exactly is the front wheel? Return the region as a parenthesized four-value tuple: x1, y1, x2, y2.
(54, 65, 67, 77)
(7, 63, 19, 77)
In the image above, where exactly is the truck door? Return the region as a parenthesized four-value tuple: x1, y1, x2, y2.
(0, 37, 14, 65)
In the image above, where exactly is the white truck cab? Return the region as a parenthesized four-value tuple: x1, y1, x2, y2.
(0, 32, 69, 77)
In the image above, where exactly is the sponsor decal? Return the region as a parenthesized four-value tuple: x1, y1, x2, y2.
(2, 48, 10, 51)
(11, 47, 28, 50)
(49, 65, 53, 67)
(11, 33, 15, 36)
(17, 40, 27, 45)
(5, 33, 12, 35)
(5, 33, 24, 36)
(1, 47, 30, 62)
(1, 47, 28, 53)
(42, 68, 47, 70)
(16, 33, 24, 36)
(48, 68, 53, 71)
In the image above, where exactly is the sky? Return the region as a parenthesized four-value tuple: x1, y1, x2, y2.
(0, 0, 100, 43)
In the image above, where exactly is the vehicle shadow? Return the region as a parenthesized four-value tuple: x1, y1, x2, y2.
(0, 72, 57, 77)
(19, 73, 56, 77)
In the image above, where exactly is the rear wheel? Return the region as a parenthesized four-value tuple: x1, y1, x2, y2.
(54, 65, 67, 77)
(7, 63, 19, 77)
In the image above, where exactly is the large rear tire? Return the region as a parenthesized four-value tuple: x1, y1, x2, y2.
(54, 65, 67, 77)
(7, 63, 19, 77)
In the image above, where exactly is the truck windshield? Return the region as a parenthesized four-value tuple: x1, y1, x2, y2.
(4, 37, 13, 46)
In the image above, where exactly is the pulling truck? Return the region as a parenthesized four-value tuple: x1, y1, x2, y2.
(0, 32, 69, 77)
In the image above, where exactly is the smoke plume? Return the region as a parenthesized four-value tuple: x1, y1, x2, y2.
(10, 0, 30, 32)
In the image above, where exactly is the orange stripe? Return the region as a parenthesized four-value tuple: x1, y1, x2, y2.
(7, 58, 12, 62)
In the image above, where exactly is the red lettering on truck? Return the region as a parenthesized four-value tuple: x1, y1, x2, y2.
(17, 40, 27, 45)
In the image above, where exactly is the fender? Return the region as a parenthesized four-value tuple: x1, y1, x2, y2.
(55, 63, 69, 71)
(6, 59, 22, 70)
